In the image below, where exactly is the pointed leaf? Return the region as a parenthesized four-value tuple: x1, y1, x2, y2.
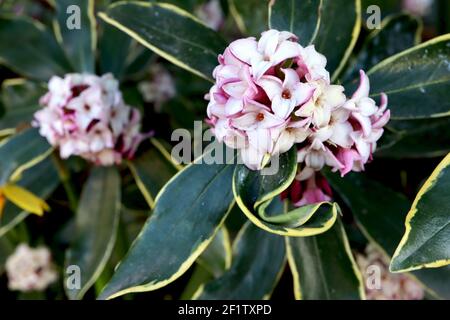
(99, 160, 235, 300)
(342, 14, 422, 83)
(0, 79, 46, 130)
(0, 128, 52, 185)
(377, 117, 450, 158)
(99, 1, 226, 81)
(233, 149, 338, 236)
(268, 0, 322, 45)
(65, 166, 121, 300)
(127, 139, 180, 209)
(325, 171, 450, 299)
(197, 226, 232, 278)
(287, 217, 365, 300)
(0, 17, 72, 80)
(55, 0, 96, 73)
(99, 21, 132, 79)
(230, 0, 268, 37)
(195, 221, 285, 300)
(367, 34, 450, 119)
(391, 153, 450, 272)
(312, 0, 361, 80)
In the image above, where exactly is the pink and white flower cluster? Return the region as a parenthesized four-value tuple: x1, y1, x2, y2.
(356, 244, 424, 300)
(6, 244, 57, 292)
(34, 73, 146, 166)
(205, 29, 390, 183)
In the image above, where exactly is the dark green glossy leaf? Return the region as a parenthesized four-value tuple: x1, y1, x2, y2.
(0, 128, 52, 185)
(326, 171, 450, 299)
(0, 79, 46, 130)
(99, 21, 132, 79)
(391, 153, 450, 272)
(230, 0, 268, 37)
(197, 226, 232, 278)
(312, 0, 361, 80)
(377, 117, 450, 158)
(65, 166, 121, 300)
(0, 158, 59, 237)
(195, 221, 285, 300)
(233, 149, 338, 236)
(123, 46, 154, 80)
(367, 34, 450, 119)
(268, 0, 322, 45)
(287, 218, 364, 299)
(0, 17, 72, 80)
(99, 1, 226, 81)
(55, 0, 96, 73)
(342, 14, 422, 83)
(128, 139, 179, 209)
(99, 160, 235, 299)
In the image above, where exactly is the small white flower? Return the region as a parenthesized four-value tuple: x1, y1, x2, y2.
(6, 244, 58, 292)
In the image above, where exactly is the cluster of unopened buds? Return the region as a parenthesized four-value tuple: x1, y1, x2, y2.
(6, 244, 58, 292)
(356, 244, 424, 300)
(206, 29, 390, 205)
(34, 73, 147, 166)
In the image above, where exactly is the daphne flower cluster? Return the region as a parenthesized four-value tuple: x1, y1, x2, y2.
(138, 64, 176, 112)
(34, 73, 145, 166)
(205, 29, 390, 182)
(6, 244, 58, 292)
(356, 244, 424, 300)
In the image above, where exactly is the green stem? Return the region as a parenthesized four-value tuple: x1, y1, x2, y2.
(51, 153, 78, 212)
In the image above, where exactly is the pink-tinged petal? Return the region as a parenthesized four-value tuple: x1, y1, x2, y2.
(359, 97, 378, 116)
(352, 135, 371, 162)
(207, 102, 226, 118)
(257, 75, 283, 100)
(329, 121, 353, 148)
(231, 112, 257, 130)
(240, 146, 265, 170)
(272, 41, 301, 65)
(223, 129, 247, 149)
(372, 110, 390, 129)
(293, 82, 315, 106)
(247, 128, 272, 153)
(258, 29, 279, 57)
(367, 129, 384, 145)
(273, 130, 295, 154)
(336, 149, 359, 177)
(342, 100, 358, 111)
(290, 118, 311, 128)
(213, 92, 227, 104)
(297, 147, 309, 163)
(352, 112, 372, 137)
(296, 166, 315, 181)
(272, 95, 295, 119)
(259, 110, 286, 129)
(224, 97, 244, 116)
(282, 68, 300, 88)
(213, 64, 240, 81)
(222, 47, 244, 67)
(222, 80, 247, 98)
(331, 108, 351, 123)
(251, 59, 273, 79)
(306, 150, 325, 170)
(324, 148, 345, 170)
(229, 37, 258, 64)
(352, 70, 370, 100)
(314, 126, 334, 143)
(378, 93, 388, 113)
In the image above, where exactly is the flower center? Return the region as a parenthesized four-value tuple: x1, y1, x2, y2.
(256, 113, 265, 121)
(282, 89, 292, 99)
